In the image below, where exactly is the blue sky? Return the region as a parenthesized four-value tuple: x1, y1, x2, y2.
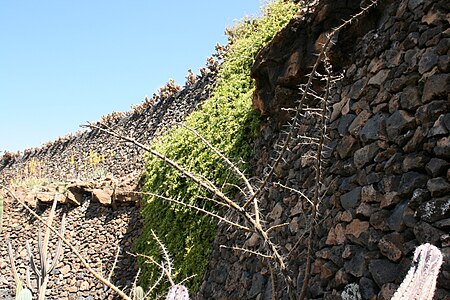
(0, 1, 262, 154)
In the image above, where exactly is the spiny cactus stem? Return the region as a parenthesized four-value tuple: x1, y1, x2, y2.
(392, 243, 443, 300)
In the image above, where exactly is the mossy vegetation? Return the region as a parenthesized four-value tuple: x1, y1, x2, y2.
(134, 0, 297, 296)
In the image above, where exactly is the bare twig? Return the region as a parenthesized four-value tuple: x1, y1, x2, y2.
(181, 124, 255, 198)
(108, 244, 121, 282)
(127, 252, 166, 297)
(150, 229, 175, 286)
(266, 223, 290, 234)
(220, 245, 273, 259)
(135, 191, 251, 232)
(82, 123, 240, 212)
(298, 52, 330, 299)
(268, 263, 277, 300)
(274, 183, 314, 208)
(84, 123, 288, 277)
(178, 274, 197, 286)
(129, 268, 141, 299)
(182, 124, 260, 224)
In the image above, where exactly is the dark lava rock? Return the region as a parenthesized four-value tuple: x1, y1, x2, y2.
(415, 100, 449, 125)
(401, 152, 430, 172)
(341, 187, 362, 210)
(422, 74, 450, 103)
(354, 142, 380, 169)
(378, 233, 404, 262)
(409, 188, 431, 209)
(434, 218, 450, 230)
(331, 159, 358, 177)
(387, 199, 409, 232)
(413, 221, 445, 244)
(434, 136, 450, 158)
(427, 177, 450, 197)
(321, 261, 339, 280)
(416, 196, 450, 223)
(349, 110, 372, 137)
(418, 48, 439, 74)
(340, 175, 359, 192)
(387, 73, 420, 94)
(428, 114, 450, 137)
(309, 280, 324, 298)
(359, 277, 378, 300)
(379, 283, 398, 300)
(338, 114, 357, 136)
(359, 113, 388, 144)
(212, 264, 229, 284)
(419, 26, 443, 48)
(379, 175, 402, 193)
(438, 54, 450, 72)
(403, 126, 426, 153)
(386, 110, 416, 142)
(444, 113, 450, 131)
(370, 209, 391, 231)
(426, 158, 450, 177)
(337, 135, 358, 159)
(368, 259, 399, 287)
(344, 249, 368, 277)
(400, 85, 421, 110)
(367, 172, 381, 184)
(248, 273, 265, 298)
(402, 31, 419, 49)
(398, 171, 428, 196)
(349, 78, 369, 100)
(384, 152, 403, 174)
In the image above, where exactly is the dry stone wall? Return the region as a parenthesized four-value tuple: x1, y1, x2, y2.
(0, 71, 216, 185)
(1, 0, 449, 299)
(199, 0, 449, 299)
(0, 71, 217, 299)
(0, 197, 141, 300)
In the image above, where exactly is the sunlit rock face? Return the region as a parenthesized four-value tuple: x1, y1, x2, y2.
(200, 0, 450, 299)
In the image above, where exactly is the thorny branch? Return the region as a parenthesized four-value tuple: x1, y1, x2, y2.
(82, 2, 380, 299)
(299, 51, 332, 300)
(84, 123, 288, 275)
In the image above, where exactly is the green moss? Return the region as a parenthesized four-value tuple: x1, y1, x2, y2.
(134, 0, 297, 296)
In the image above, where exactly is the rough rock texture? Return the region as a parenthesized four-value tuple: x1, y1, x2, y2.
(0, 70, 217, 298)
(0, 71, 216, 185)
(199, 0, 449, 299)
(0, 195, 142, 300)
(1, 0, 449, 299)
(251, 0, 383, 125)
